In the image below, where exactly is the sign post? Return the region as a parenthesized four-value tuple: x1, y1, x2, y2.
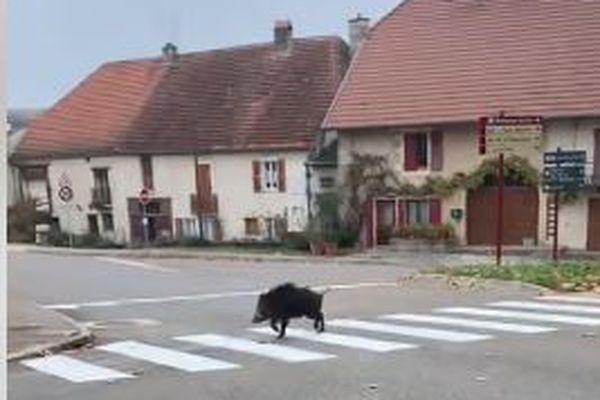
(139, 188, 152, 247)
(542, 148, 586, 262)
(58, 176, 75, 247)
(480, 116, 543, 266)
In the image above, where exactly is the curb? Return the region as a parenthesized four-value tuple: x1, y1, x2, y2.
(8, 311, 95, 362)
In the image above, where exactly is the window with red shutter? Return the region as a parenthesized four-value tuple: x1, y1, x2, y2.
(252, 161, 261, 192)
(594, 129, 600, 184)
(431, 131, 443, 171)
(429, 199, 442, 225)
(404, 133, 429, 170)
(396, 200, 405, 226)
(278, 159, 286, 192)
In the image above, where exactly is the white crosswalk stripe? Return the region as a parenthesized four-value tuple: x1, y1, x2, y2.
(328, 319, 493, 342)
(98, 340, 240, 372)
(437, 307, 600, 326)
(536, 295, 600, 305)
(21, 355, 133, 383)
(249, 327, 417, 352)
(380, 314, 557, 333)
(489, 301, 600, 315)
(175, 334, 336, 362)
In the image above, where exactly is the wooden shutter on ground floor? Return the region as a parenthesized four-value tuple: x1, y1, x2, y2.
(278, 159, 286, 192)
(252, 161, 261, 192)
(429, 199, 441, 225)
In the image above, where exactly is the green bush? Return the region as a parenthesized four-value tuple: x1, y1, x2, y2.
(283, 232, 311, 251)
(391, 223, 456, 243)
(8, 199, 38, 243)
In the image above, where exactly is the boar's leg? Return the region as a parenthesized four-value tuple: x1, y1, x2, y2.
(277, 318, 289, 339)
(270, 318, 280, 333)
(314, 312, 325, 332)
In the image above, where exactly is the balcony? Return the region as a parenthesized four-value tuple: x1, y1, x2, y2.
(90, 187, 112, 209)
(191, 193, 218, 215)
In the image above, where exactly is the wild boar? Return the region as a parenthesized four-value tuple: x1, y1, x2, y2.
(251, 282, 327, 339)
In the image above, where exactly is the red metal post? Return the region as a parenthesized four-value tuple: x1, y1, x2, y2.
(552, 192, 559, 262)
(496, 153, 504, 266)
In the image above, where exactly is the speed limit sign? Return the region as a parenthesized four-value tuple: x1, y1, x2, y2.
(58, 186, 74, 203)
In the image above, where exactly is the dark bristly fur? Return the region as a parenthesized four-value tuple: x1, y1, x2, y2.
(251, 282, 326, 339)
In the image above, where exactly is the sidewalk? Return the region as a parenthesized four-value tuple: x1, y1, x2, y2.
(8, 243, 598, 265)
(8, 291, 94, 361)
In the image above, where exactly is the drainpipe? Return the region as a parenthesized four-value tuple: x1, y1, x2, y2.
(305, 163, 313, 221)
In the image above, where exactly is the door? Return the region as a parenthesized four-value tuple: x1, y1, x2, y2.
(467, 187, 539, 245)
(376, 200, 396, 244)
(196, 164, 214, 214)
(587, 199, 600, 251)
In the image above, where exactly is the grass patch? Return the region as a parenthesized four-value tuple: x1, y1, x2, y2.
(432, 261, 600, 292)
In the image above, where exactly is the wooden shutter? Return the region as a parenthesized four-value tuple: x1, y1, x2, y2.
(594, 130, 600, 182)
(431, 131, 443, 171)
(396, 200, 405, 226)
(278, 159, 286, 192)
(429, 199, 442, 225)
(404, 134, 418, 171)
(252, 161, 261, 192)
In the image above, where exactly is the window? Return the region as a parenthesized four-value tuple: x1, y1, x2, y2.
(245, 218, 260, 236)
(92, 168, 111, 205)
(319, 176, 335, 189)
(253, 159, 286, 193)
(262, 160, 279, 192)
(88, 214, 99, 235)
(415, 133, 429, 168)
(404, 131, 443, 171)
(264, 218, 275, 240)
(406, 200, 430, 226)
(141, 155, 153, 189)
(101, 213, 114, 232)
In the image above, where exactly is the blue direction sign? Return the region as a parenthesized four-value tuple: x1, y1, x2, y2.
(543, 149, 586, 192)
(543, 150, 586, 165)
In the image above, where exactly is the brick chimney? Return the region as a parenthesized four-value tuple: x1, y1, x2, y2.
(348, 14, 370, 55)
(274, 20, 293, 48)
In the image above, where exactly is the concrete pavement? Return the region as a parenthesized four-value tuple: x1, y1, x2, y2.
(8, 291, 94, 361)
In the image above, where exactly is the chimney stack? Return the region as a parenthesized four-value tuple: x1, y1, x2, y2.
(162, 42, 178, 63)
(274, 20, 293, 48)
(348, 14, 370, 55)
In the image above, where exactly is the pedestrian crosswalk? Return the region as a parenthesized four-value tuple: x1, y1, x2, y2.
(19, 294, 600, 384)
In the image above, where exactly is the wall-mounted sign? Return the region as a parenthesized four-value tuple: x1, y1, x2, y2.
(479, 116, 543, 155)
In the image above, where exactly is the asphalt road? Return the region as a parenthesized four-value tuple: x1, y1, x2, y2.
(8, 252, 600, 400)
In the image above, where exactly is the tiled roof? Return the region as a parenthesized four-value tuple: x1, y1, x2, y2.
(323, 0, 600, 129)
(16, 37, 349, 160)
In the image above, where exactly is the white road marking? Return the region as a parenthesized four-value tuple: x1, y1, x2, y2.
(176, 334, 336, 363)
(327, 319, 493, 343)
(21, 355, 133, 383)
(40, 281, 397, 310)
(98, 341, 239, 372)
(249, 327, 417, 352)
(536, 295, 600, 305)
(380, 314, 557, 334)
(96, 257, 175, 273)
(438, 307, 600, 326)
(489, 301, 600, 315)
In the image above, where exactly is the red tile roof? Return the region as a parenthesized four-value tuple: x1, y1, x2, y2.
(16, 37, 348, 160)
(323, 0, 600, 129)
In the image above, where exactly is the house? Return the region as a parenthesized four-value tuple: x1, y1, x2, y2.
(6, 109, 46, 208)
(322, 0, 600, 250)
(13, 21, 350, 245)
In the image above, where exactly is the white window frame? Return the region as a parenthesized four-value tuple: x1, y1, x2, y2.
(260, 159, 279, 193)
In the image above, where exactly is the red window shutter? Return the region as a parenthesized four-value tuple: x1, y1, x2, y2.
(404, 134, 418, 171)
(429, 199, 442, 225)
(396, 200, 405, 226)
(431, 131, 443, 171)
(252, 161, 261, 192)
(594, 130, 600, 181)
(278, 159, 286, 193)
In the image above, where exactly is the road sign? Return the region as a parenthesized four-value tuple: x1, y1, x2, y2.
(543, 150, 586, 165)
(481, 116, 543, 155)
(139, 188, 151, 206)
(58, 186, 74, 203)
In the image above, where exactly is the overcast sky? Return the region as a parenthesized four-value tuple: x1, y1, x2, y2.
(10, 0, 401, 109)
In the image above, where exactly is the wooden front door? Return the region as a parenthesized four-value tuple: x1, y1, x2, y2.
(587, 198, 600, 251)
(467, 187, 539, 245)
(196, 164, 215, 214)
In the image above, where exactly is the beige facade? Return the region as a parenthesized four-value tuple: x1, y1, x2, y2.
(336, 117, 600, 249)
(47, 151, 310, 244)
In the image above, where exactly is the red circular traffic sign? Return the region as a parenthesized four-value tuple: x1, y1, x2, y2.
(139, 188, 151, 205)
(58, 186, 74, 203)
